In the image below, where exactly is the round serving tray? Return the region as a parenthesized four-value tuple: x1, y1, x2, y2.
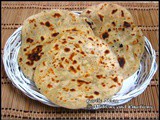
(3, 25, 157, 109)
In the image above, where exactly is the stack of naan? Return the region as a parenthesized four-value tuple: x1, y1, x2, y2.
(18, 3, 145, 109)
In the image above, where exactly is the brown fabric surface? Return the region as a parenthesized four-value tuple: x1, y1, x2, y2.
(1, 1, 159, 120)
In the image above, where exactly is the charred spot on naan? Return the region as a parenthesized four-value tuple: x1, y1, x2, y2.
(96, 75, 106, 79)
(26, 61, 34, 66)
(132, 39, 139, 45)
(86, 10, 91, 14)
(54, 44, 59, 50)
(52, 13, 61, 18)
(32, 67, 36, 70)
(62, 39, 67, 44)
(111, 77, 121, 86)
(61, 57, 65, 61)
(69, 66, 77, 73)
(26, 45, 43, 66)
(85, 19, 94, 30)
(80, 51, 86, 56)
(121, 10, 124, 17)
(84, 73, 90, 77)
(40, 22, 44, 25)
(98, 14, 104, 21)
(19, 57, 22, 62)
(72, 60, 77, 64)
(112, 9, 118, 14)
(77, 65, 81, 70)
(68, 36, 74, 40)
(34, 24, 37, 27)
(65, 28, 78, 32)
(123, 21, 131, 28)
(63, 87, 69, 92)
(117, 57, 125, 68)
(77, 79, 91, 87)
(101, 32, 109, 39)
(126, 45, 129, 50)
(51, 78, 55, 81)
(23, 48, 27, 51)
(119, 44, 123, 48)
(94, 91, 100, 95)
(29, 19, 36, 23)
(108, 28, 111, 32)
(23, 46, 30, 52)
(70, 89, 76, 92)
(78, 41, 82, 44)
(65, 59, 69, 64)
(64, 47, 70, 52)
(110, 85, 116, 88)
(112, 77, 118, 82)
(47, 84, 53, 88)
(26, 38, 34, 43)
(88, 37, 94, 41)
(59, 63, 64, 68)
(56, 80, 60, 83)
(104, 49, 110, 54)
(91, 51, 94, 54)
(41, 36, 45, 41)
(74, 44, 80, 48)
(49, 27, 54, 31)
(52, 32, 59, 37)
(69, 52, 76, 61)
(113, 40, 117, 43)
(112, 21, 116, 26)
(85, 95, 94, 99)
(71, 79, 76, 81)
(48, 68, 54, 74)
(111, 64, 115, 67)
(134, 53, 138, 57)
(45, 21, 51, 27)
(72, 28, 78, 31)
(101, 82, 106, 87)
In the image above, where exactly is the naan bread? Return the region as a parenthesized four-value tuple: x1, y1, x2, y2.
(18, 9, 94, 80)
(34, 33, 123, 109)
(80, 3, 145, 79)
(18, 3, 145, 109)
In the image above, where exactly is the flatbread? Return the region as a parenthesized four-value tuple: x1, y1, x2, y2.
(80, 3, 145, 79)
(18, 3, 145, 109)
(34, 33, 123, 109)
(18, 9, 94, 80)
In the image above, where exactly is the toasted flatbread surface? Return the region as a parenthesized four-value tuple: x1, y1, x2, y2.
(34, 33, 123, 109)
(80, 3, 145, 78)
(18, 10, 94, 80)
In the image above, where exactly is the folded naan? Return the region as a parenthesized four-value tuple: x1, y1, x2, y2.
(80, 3, 145, 79)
